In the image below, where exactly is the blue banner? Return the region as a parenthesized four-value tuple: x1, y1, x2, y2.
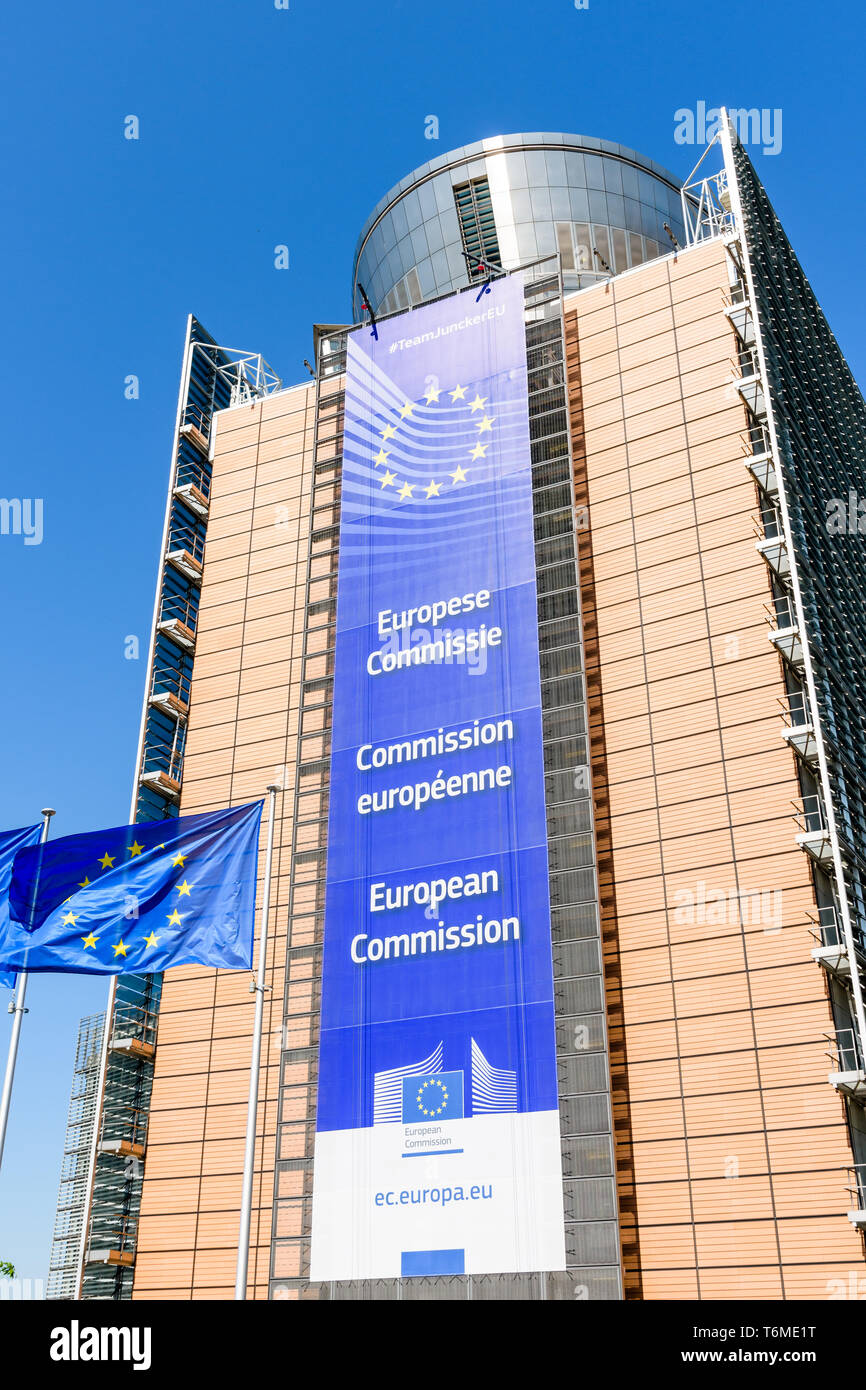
(311, 275, 565, 1280)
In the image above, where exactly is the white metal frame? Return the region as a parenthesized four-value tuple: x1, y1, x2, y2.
(189, 342, 282, 409)
(73, 320, 285, 1296)
(681, 131, 735, 247)
(73, 316, 198, 1296)
(716, 111, 866, 1057)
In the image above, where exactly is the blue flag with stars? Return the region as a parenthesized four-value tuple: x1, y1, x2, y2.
(0, 802, 263, 976)
(0, 822, 44, 988)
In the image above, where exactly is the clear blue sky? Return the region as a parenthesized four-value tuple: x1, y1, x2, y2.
(1, 0, 862, 1287)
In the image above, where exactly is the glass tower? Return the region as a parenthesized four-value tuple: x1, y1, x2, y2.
(352, 133, 685, 317)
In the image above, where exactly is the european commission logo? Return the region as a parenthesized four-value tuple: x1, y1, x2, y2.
(373, 1041, 517, 1124)
(402, 1071, 464, 1124)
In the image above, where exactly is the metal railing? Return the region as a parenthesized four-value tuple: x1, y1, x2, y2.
(175, 457, 212, 501)
(99, 1101, 149, 1155)
(158, 592, 199, 635)
(795, 793, 829, 835)
(782, 689, 812, 728)
(181, 402, 211, 441)
(847, 1165, 866, 1212)
(756, 501, 783, 541)
(745, 421, 772, 457)
(149, 663, 192, 708)
(88, 1211, 138, 1258)
(811, 903, 866, 956)
(111, 1000, 158, 1052)
(726, 280, 749, 307)
(828, 1027, 865, 1074)
(810, 903, 842, 948)
(767, 593, 798, 631)
(562, 267, 614, 292)
(47, 1012, 106, 1299)
(167, 524, 205, 567)
(140, 740, 184, 785)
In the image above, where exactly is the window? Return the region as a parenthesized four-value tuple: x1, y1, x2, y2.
(453, 175, 502, 279)
(573, 222, 592, 270)
(555, 222, 575, 271)
(592, 226, 612, 273)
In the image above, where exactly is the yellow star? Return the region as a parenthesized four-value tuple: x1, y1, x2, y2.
(176, 880, 192, 897)
(380, 423, 397, 440)
(374, 448, 390, 467)
(398, 482, 414, 500)
(469, 394, 488, 412)
(449, 384, 467, 402)
(425, 479, 442, 498)
(476, 415, 495, 433)
(172, 852, 186, 868)
(450, 464, 468, 484)
(128, 841, 144, 857)
(112, 940, 128, 958)
(424, 384, 441, 404)
(144, 932, 159, 949)
(62, 911, 78, 927)
(99, 853, 115, 870)
(78, 876, 91, 889)
(166, 909, 183, 927)
(81, 933, 98, 950)
(469, 442, 488, 461)
(399, 401, 414, 419)
(380, 469, 396, 489)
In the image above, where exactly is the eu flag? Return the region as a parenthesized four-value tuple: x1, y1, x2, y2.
(401, 1071, 464, 1124)
(0, 802, 263, 976)
(0, 823, 43, 988)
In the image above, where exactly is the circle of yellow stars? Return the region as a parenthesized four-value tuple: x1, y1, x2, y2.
(57, 840, 193, 961)
(374, 384, 495, 500)
(416, 1078, 450, 1117)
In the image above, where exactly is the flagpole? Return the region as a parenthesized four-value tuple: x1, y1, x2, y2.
(235, 784, 281, 1300)
(0, 808, 55, 1170)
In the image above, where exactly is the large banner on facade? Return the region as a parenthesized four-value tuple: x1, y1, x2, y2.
(310, 274, 566, 1281)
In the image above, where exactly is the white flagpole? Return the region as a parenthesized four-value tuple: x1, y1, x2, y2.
(0, 808, 55, 1170)
(235, 784, 281, 1300)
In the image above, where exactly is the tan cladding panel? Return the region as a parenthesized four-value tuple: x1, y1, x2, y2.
(566, 239, 858, 1298)
(132, 381, 317, 1301)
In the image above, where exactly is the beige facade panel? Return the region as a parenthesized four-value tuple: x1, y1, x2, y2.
(132, 387, 316, 1301)
(566, 237, 857, 1299)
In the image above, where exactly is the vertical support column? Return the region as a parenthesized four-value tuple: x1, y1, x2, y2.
(236, 785, 282, 1300)
(0, 808, 56, 1170)
(525, 259, 623, 1300)
(270, 338, 345, 1298)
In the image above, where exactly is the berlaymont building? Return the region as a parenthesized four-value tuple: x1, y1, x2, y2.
(44, 112, 866, 1301)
